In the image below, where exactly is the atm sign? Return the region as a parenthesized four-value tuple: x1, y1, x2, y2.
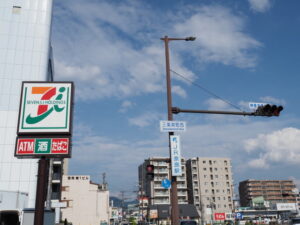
(15, 137, 70, 158)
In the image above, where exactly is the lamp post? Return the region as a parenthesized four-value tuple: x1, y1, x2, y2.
(161, 35, 196, 225)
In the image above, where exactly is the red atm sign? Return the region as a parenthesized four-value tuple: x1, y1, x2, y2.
(15, 137, 71, 158)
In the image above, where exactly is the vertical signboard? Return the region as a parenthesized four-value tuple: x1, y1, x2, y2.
(170, 135, 182, 176)
(18, 82, 73, 134)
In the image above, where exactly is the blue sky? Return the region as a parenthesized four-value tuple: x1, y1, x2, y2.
(51, 0, 300, 197)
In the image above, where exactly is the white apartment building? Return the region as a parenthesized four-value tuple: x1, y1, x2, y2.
(186, 157, 234, 224)
(138, 157, 188, 206)
(0, 0, 54, 208)
(61, 175, 110, 225)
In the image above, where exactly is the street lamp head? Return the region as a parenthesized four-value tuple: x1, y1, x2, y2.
(185, 36, 196, 41)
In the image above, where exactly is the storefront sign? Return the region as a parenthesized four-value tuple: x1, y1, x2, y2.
(18, 82, 73, 134)
(15, 137, 71, 158)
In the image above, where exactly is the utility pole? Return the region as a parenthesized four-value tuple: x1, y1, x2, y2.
(161, 36, 196, 225)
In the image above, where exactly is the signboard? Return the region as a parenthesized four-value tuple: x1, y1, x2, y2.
(15, 137, 71, 158)
(149, 209, 158, 219)
(160, 120, 186, 132)
(170, 135, 182, 176)
(235, 212, 243, 220)
(18, 82, 73, 134)
(161, 178, 171, 189)
(276, 203, 297, 211)
(214, 213, 226, 221)
(249, 102, 266, 110)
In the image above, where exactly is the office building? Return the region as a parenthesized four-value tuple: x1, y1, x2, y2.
(61, 175, 110, 225)
(239, 179, 297, 207)
(138, 157, 188, 205)
(0, 0, 59, 209)
(186, 157, 234, 224)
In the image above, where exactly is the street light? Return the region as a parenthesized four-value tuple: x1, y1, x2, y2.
(161, 35, 196, 225)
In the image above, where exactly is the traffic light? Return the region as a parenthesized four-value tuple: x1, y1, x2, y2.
(255, 104, 283, 117)
(146, 165, 154, 180)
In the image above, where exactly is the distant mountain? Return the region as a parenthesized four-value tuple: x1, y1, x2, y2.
(110, 196, 138, 208)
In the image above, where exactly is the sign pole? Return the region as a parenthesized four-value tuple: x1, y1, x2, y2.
(34, 157, 49, 225)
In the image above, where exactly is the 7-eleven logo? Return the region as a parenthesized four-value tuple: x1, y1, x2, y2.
(25, 86, 66, 124)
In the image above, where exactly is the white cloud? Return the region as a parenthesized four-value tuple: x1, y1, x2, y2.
(53, 2, 261, 100)
(245, 127, 300, 168)
(172, 85, 187, 98)
(248, 0, 271, 13)
(119, 100, 135, 113)
(128, 112, 163, 128)
(174, 5, 262, 68)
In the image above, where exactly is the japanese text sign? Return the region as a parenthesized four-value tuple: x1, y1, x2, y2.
(160, 120, 186, 132)
(170, 135, 182, 176)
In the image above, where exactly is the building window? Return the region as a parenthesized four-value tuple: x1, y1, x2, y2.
(204, 175, 207, 178)
(205, 189, 209, 193)
(225, 167, 228, 172)
(214, 168, 218, 171)
(209, 160, 212, 165)
(210, 175, 213, 180)
(224, 160, 228, 166)
(210, 168, 213, 172)
(204, 168, 207, 171)
(203, 160, 206, 164)
(215, 175, 218, 178)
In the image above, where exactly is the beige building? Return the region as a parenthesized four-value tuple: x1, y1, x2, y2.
(239, 179, 297, 207)
(61, 175, 110, 225)
(186, 157, 234, 224)
(138, 157, 188, 205)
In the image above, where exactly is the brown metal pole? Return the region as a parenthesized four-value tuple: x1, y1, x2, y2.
(163, 36, 180, 225)
(34, 157, 49, 225)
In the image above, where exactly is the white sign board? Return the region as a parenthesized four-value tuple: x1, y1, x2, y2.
(170, 135, 182, 176)
(160, 120, 186, 132)
(18, 82, 73, 134)
(249, 102, 266, 110)
(276, 203, 297, 211)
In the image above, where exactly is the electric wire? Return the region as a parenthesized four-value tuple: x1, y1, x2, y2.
(170, 69, 243, 111)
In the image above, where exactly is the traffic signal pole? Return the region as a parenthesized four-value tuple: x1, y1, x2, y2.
(163, 36, 180, 225)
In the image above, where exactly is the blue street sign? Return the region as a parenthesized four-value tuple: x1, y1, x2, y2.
(161, 178, 171, 189)
(235, 212, 243, 220)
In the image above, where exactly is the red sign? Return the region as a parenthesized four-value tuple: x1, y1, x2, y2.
(214, 213, 226, 221)
(17, 139, 35, 154)
(15, 137, 71, 158)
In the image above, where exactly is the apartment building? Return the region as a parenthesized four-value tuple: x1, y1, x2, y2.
(239, 179, 297, 207)
(61, 175, 110, 225)
(186, 157, 234, 223)
(138, 157, 188, 205)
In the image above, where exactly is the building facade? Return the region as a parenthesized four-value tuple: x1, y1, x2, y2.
(61, 175, 110, 225)
(239, 179, 297, 207)
(0, 0, 54, 208)
(138, 157, 188, 205)
(186, 157, 234, 224)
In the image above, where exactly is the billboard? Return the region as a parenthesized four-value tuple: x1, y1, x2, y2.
(276, 203, 297, 211)
(18, 82, 73, 134)
(15, 137, 71, 158)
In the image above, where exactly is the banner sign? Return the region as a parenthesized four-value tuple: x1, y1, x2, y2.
(15, 137, 71, 158)
(18, 82, 73, 134)
(170, 135, 182, 176)
(214, 213, 226, 221)
(160, 120, 186, 132)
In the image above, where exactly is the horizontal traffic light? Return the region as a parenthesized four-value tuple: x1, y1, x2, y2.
(255, 104, 284, 117)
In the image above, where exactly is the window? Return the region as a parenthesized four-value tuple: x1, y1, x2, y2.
(214, 168, 218, 171)
(224, 160, 228, 166)
(209, 160, 212, 165)
(203, 168, 207, 171)
(207, 197, 210, 200)
(205, 189, 209, 193)
(216, 189, 219, 193)
(225, 167, 228, 172)
(204, 175, 207, 178)
(226, 175, 229, 180)
(210, 168, 213, 172)
(203, 160, 206, 164)
(210, 175, 213, 180)
(215, 175, 218, 178)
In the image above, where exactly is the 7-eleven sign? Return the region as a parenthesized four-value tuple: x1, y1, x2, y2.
(18, 82, 73, 134)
